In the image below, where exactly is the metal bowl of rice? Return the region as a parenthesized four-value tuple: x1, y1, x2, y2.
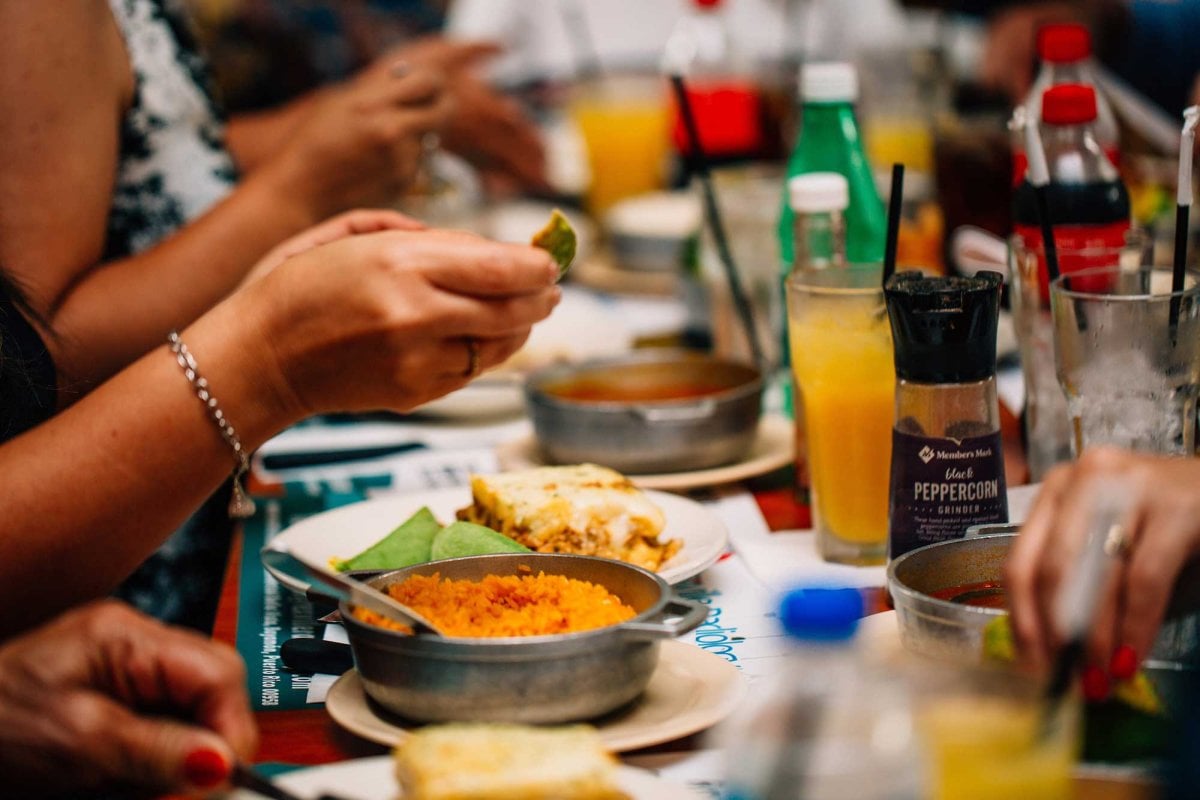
(340, 552, 707, 724)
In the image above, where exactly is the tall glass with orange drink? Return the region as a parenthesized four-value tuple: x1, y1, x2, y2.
(787, 266, 894, 564)
(570, 75, 671, 216)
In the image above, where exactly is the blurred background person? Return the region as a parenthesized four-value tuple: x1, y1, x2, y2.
(904, 0, 1200, 116)
(192, 0, 548, 193)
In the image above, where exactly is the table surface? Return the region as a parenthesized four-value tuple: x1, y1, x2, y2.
(210, 408, 1156, 799)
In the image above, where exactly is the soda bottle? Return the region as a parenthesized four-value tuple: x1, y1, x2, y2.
(668, 0, 764, 166)
(777, 62, 886, 272)
(1012, 83, 1131, 301)
(1011, 23, 1120, 184)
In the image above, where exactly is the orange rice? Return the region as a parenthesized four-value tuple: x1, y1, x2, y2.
(354, 572, 637, 637)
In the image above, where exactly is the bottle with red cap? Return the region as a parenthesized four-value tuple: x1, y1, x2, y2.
(1013, 83, 1131, 299)
(667, 0, 764, 164)
(1012, 23, 1120, 183)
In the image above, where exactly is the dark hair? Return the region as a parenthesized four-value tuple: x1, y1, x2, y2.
(0, 269, 57, 441)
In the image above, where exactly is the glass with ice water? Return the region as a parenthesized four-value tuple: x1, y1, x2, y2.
(1051, 265, 1200, 455)
(1009, 230, 1151, 478)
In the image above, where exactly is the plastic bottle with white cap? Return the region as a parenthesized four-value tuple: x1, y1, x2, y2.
(788, 172, 849, 272)
(723, 587, 919, 800)
(784, 172, 850, 517)
(777, 62, 886, 272)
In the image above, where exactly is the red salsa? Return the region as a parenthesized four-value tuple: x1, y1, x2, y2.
(929, 580, 1008, 609)
(546, 380, 728, 403)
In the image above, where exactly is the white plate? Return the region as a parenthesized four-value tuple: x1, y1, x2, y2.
(409, 379, 526, 420)
(227, 755, 705, 800)
(497, 415, 794, 492)
(325, 640, 746, 754)
(264, 486, 728, 592)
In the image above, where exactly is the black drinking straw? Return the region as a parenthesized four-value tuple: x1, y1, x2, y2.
(668, 71, 766, 370)
(1024, 116, 1061, 284)
(1170, 107, 1198, 336)
(882, 163, 905, 286)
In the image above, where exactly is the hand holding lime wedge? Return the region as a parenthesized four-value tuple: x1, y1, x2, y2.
(531, 208, 576, 279)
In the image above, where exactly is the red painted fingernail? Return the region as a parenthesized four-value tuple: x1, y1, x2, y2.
(183, 748, 230, 789)
(1110, 644, 1139, 681)
(1081, 664, 1110, 702)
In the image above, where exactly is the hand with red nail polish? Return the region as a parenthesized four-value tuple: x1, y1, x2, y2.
(0, 601, 257, 797)
(1006, 447, 1200, 675)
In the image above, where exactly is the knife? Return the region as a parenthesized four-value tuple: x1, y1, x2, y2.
(259, 441, 426, 470)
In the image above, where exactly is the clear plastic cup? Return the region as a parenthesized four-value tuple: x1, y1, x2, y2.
(1008, 230, 1151, 478)
(1050, 264, 1200, 455)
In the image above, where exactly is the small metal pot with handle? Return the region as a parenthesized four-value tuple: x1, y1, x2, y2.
(341, 553, 708, 723)
(524, 351, 763, 474)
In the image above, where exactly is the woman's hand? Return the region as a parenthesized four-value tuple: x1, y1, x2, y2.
(246, 228, 561, 417)
(1005, 447, 1200, 692)
(0, 601, 256, 796)
(244, 208, 425, 283)
(371, 37, 548, 192)
(263, 65, 454, 221)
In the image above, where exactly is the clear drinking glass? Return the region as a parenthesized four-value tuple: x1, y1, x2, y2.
(1051, 264, 1200, 455)
(569, 74, 671, 216)
(702, 164, 786, 372)
(786, 266, 894, 565)
(1009, 230, 1151, 478)
(914, 665, 1079, 800)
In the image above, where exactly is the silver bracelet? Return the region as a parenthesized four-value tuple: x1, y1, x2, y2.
(167, 331, 257, 519)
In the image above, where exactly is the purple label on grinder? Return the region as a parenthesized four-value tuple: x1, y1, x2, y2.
(888, 430, 1008, 560)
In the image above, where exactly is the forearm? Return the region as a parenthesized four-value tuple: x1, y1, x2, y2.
(0, 289, 297, 636)
(47, 171, 318, 396)
(225, 92, 323, 174)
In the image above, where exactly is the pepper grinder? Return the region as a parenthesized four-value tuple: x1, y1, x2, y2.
(884, 270, 1008, 560)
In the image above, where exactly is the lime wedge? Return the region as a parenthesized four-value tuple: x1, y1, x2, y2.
(981, 614, 1164, 716)
(531, 208, 577, 278)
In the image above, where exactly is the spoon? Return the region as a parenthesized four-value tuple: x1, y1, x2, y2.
(260, 544, 446, 636)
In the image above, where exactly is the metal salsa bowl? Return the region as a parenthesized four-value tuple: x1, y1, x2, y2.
(524, 351, 763, 474)
(340, 553, 707, 724)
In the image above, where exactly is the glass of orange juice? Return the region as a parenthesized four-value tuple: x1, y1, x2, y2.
(570, 74, 671, 216)
(787, 265, 894, 565)
(916, 667, 1079, 800)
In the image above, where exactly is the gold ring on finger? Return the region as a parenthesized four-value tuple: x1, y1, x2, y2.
(463, 337, 481, 379)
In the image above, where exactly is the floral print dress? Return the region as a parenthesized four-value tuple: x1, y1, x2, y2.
(106, 0, 240, 630)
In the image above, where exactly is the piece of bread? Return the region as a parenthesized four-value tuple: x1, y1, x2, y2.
(456, 464, 680, 572)
(393, 724, 629, 800)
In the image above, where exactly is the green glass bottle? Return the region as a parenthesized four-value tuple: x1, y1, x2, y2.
(778, 62, 886, 271)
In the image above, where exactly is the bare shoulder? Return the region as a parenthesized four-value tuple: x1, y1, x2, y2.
(0, 0, 132, 311)
(0, 0, 130, 102)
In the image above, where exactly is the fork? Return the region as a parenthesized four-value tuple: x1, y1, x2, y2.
(232, 762, 358, 800)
